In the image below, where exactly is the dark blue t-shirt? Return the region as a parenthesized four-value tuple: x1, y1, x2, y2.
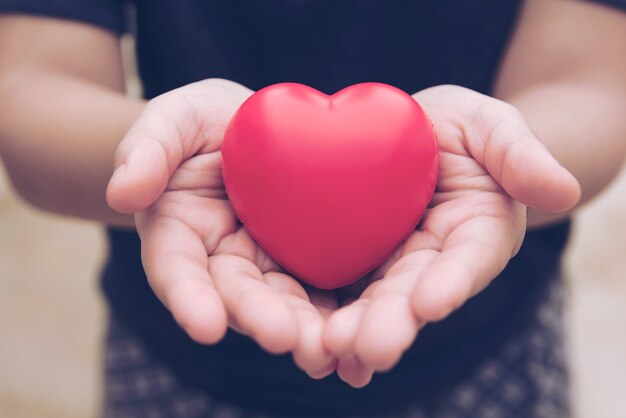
(2, 1, 624, 416)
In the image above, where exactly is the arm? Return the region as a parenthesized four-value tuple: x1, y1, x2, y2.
(494, 0, 626, 227)
(0, 15, 144, 227)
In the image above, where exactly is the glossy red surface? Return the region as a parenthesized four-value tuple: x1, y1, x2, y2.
(222, 83, 438, 289)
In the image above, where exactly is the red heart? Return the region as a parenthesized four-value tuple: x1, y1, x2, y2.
(222, 83, 438, 289)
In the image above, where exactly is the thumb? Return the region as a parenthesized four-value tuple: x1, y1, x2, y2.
(465, 99, 581, 212)
(106, 98, 186, 213)
(106, 78, 252, 213)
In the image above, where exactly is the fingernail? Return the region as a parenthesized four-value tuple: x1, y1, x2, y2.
(308, 360, 337, 379)
(111, 163, 127, 182)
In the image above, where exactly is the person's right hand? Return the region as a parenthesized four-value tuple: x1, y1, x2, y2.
(106, 79, 337, 379)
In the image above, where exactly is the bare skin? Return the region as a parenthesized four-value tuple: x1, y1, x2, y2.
(1, 0, 625, 387)
(0, 15, 142, 226)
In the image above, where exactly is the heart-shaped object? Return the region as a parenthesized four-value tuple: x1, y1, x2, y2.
(222, 83, 438, 289)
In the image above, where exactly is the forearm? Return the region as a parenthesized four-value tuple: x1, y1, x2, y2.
(498, 80, 626, 228)
(0, 69, 144, 227)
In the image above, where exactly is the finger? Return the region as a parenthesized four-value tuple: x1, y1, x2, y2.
(353, 251, 436, 371)
(107, 79, 252, 213)
(355, 295, 417, 372)
(264, 274, 338, 379)
(411, 214, 518, 323)
(140, 215, 227, 344)
(293, 286, 339, 379)
(337, 356, 374, 388)
(209, 255, 299, 354)
(323, 300, 369, 358)
(466, 99, 581, 212)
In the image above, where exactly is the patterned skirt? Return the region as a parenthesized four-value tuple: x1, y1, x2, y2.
(102, 280, 570, 418)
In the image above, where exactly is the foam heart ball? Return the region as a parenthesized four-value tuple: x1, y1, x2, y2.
(221, 82, 438, 290)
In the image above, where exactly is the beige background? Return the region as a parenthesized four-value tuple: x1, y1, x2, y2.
(1, 36, 626, 418)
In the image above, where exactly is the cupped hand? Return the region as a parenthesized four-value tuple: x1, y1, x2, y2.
(106, 79, 336, 379)
(323, 85, 581, 387)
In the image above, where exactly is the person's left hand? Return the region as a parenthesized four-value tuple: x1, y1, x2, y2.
(323, 85, 581, 387)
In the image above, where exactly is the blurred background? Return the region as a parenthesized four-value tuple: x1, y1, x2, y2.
(1, 36, 626, 418)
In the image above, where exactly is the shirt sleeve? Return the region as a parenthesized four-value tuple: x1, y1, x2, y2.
(0, 0, 125, 34)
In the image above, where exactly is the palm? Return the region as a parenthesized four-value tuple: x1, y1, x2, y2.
(323, 85, 579, 387)
(152, 152, 337, 373)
